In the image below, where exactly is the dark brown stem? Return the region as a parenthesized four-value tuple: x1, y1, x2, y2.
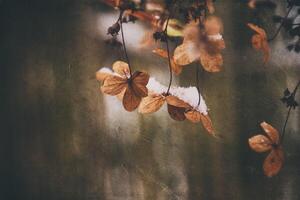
(196, 66, 201, 106)
(268, 5, 293, 42)
(119, 12, 132, 77)
(281, 79, 300, 143)
(165, 16, 173, 94)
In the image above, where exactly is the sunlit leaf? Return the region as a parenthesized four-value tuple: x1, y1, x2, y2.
(138, 94, 165, 114)
(112, 60, 130, 76)
(96, 71, 112, 82)
(260, 122, 280, 145)
(200, 114, 214, 134)
(199, 51, 223, 72)
(173, 42, 199, 66)
(101, 76, 127, 95)
(166, 95, 191, 108)
(248, 135, 272, 153)
(185, 110, 201, 123)
(263, 148, 284, 177)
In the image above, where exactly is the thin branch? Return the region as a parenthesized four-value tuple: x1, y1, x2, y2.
(165, 16, 173, 94)
(268, 5, 293, 42)
(196, 66, 201, 106)
(281, 79, 300, 143)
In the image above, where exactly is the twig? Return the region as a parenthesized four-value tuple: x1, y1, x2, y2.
(268, 5, 293, 42)
(280, 79, 300, 143)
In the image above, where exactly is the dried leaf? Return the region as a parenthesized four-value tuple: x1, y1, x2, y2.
(167, 104, 186, 121)
(171, 59, 183, 75)
(260, 122, 280, 145)
(123, 86, 142, 111)
(152, 48, 168, 58)
(101, 76, 127, 95)
(248, 23, 270, 63)
(116, 88, 126, 100)
(96, 71, 112, 82)
(204, 16, 223, 35)
(185, 110, 201, 123)
(248, 135, 272, 153)
(166, 95, 191, 108)
(173, 42, 199, 66)
(199, 51, 223, 72)
(206, 0, 215, 13)
(131, 71, 150, 97)
(200, 114, 214, 134)
(112, 61, 130, 76)
(138, 94, 165, 114)
(263, 148, 284, 177)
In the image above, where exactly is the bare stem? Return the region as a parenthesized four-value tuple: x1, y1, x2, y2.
(165, 16, 173, 94)
(196, 66, 201, 106)
(268, 5, 293, 42)
(281, 79, 300, 143)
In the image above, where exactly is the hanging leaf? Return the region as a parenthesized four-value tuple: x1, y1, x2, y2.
(138, 94, 166, 114)
(112, 61, 130, 76)
(173, 42, 199, 66)
(200, 114, 214, 134)
(166, 95, 191, 108)
(101, 76, 127, 95)
(167, 104, 186, 121)
(185, 110, 202, 123)
(260, 122, 280, 144)
(123, 85, 143, 111)
(263, 147, 284, 177)
(248, 135, 272, 152)
(199, 51, 223, 72)
(247, 23, 270, 63)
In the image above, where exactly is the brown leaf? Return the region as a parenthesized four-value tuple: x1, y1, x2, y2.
(138, 94, 165, 114)
(116, 88, 126, 101)
(131, 71, 150, 97)
(123, 86, 142, 111)
(260, 122, 280, 145)
(185, 110, 201, 123)
(206, 0, 215, 13)
(200, 114, 214, 134)
(248, 135, 272, 153)
(167, 104, 186, 121)
(171, 59, 183, 75)
(166, 95, 191, 108)
(173, 42, 199, 66)
(101, 75, 127, 95)
(204, 16, 223, 35)
(263, 148, 284, 177)
(248, 23, 270, 63)
(199, 50, 223, 72)
(96, 71, 112, 82)
(112, 61, 130, 76)
(152, 48, 168, 58)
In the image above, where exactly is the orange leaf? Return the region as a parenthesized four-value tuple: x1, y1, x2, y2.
(123, 86, 142, 112)
(96, 71, 112, 82)
(171, 59, 183, 75)
(260, 122, 280, 145)
(101, 76, 127, 95)
(204, 16, 223, 35)
(206, 0, 215, 13)
(200, 114, 214, 134)
(152, 48, 168, 58)
(173, 42, 199, 66)
(167, 104, 186, 121)
(185, 110, 201, 123)
(248, 135, 272, 153)
(263, 148, 284, 177)
(131, 71, 150, 97)
(199, 50, 223, 72)
(166, 95, 191, 108)
(138, 94, 166, 114)
(112, 61, 130, 76)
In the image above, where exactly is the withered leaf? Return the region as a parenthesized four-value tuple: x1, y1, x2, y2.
(247, 23, 270, 63)
(263, 148, 284, 177)
(166, 95, 191, 108)
(112, 61, 130, 76)
(101, 76, 127, 95)
(248, 135, 272, 153)
(185, 110, 201, 123)
(152, 48, 168, 58)
(260, 122, 280, 145)
(173, 42, 199, 66)
(131, 71, 150, 97)
(123, 85, 142, 112)
(206, 0, 215, 14)
(199, 51, 223, 72)
(138, 94, 165, 114)
(200, 114, 214, 134)
(96, 71, 112, 82)
(204, 16, 223, 35)
(167, 104, 186, 121)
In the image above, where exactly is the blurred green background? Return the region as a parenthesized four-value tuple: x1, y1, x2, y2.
(1, 0, 300, 199)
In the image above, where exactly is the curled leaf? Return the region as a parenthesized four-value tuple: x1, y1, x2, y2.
(185, 110, 201, 123)
(138, 94, 165, 114)
(260, 122, 280, 145)
(248, 135, 272, 153)
(166, 95, 191, 108)
(200, 114, 214, 134)
(167, 104, 186, 121)
(263, 148, 284, 177)
(247, 23, 270, 63)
